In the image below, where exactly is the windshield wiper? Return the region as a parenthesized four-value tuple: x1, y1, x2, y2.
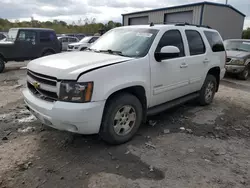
(99, 49, 125, 56)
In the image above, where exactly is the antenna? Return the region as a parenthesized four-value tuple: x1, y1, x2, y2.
(150, 22, 154, 27)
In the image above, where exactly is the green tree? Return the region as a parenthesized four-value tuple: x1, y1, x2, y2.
(242, 28, 250, 39)
(0, 17, 121, 35)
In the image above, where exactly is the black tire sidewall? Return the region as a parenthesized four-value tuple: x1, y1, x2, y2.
(240, 68, 249, 80)
(100, 93, 143, 144)
(199, 75, 217, 105)
(42, 51, 54, 57)
(0, 58, 5, 73)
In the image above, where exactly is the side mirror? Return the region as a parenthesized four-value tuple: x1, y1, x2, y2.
(155, 46, 180, 61)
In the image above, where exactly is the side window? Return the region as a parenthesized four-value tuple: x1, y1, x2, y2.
(69, 38, 77, 42)
(89, 37, 99, 43)
(40, 31, 56, 43)
(185, 30, 206, 56)
(17, 30, 36, 43)
(204, 31, 225, 52)
(156, 30, 185, 58)
(61, 38, 68, 42)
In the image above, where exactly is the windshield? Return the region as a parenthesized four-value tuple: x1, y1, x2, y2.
(80, 37, 92, 43)
(6, 29, 18, 41)
(224, 40, 250, 52)
(89, 28, 159, 57)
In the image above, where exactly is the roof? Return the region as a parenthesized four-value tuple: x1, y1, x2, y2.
(10, 28, 54, 31)
(122, 1, 245, 17)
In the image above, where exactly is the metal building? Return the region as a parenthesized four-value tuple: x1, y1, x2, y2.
(122, 1, 245, 39)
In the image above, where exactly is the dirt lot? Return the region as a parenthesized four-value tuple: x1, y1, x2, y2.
(0, 63, 250, 188)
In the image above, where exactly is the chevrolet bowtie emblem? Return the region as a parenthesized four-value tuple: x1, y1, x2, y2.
(33, 82, 40, 89)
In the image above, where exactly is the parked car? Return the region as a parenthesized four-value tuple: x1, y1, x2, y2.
(23, 24, 226, 144)
(58, 36, 79, 51)
(0, 28, 61, 73)
(67, 36, 99, 51)
(224, 39, 250, 80)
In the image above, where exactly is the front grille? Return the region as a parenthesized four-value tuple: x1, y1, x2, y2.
(27, 70, 58, 102)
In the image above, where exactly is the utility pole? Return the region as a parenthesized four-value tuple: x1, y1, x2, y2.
(226, 0, 228, 4)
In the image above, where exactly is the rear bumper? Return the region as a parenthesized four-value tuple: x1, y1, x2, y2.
(225, 65, 245, 74)
(23, 89, 105, 134)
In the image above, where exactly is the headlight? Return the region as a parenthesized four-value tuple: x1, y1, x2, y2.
(231, 59, 245, 65)
(59, 82, 93, 103)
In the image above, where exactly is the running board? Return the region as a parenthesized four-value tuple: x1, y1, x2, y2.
(147, 92, 199, 116)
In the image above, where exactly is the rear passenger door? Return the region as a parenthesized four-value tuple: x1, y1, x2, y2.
(183, 30, 208, 92)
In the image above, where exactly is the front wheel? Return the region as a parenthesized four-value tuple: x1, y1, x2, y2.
(0, 58, 5, 73)
(100, 93, 143, 145)
(238, 66, 249, 80)
(199, 74, 217, 106)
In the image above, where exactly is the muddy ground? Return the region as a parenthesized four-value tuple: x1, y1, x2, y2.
(0, 62, 250, 188)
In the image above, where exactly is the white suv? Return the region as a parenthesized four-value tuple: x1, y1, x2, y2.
(67, 36, 99, 51)
(23, 24, 226, 144)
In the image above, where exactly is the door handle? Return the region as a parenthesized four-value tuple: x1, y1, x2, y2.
(180, 63, 188, 68)
(203, 59, 210, 63)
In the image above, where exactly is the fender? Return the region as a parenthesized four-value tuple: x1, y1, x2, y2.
(244, 58, 250, 66)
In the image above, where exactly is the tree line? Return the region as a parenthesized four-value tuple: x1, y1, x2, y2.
(242, 27, 250, 39)
(0, 18, 122, 35)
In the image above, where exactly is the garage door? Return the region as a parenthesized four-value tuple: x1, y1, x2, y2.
(129, 16, 149, 25)
(164, 11, 193, 24)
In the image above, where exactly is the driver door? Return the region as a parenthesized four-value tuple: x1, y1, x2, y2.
(150, 29, 191, 107)
(16, 30, 37, 59)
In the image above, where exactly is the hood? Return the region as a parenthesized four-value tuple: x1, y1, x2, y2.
(27, 51, 133, 80)
(226, 50, 250, 59)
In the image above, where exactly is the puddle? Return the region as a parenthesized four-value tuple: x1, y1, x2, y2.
(189, 105, 227, 125)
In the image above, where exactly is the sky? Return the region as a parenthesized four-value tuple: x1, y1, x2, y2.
(1, 0, 250, 29)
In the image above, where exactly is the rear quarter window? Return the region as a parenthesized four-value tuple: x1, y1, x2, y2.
(40, 31, 56, 42)
(204, 31, 225, 52)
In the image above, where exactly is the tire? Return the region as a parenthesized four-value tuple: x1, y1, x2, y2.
(100, 93, 143, 145)
(42, 51, 54, 57)
(238, 66, 249, 80)
(199, 74, 217, 106)
(80, 47, 86, 51)
(0, 58, 5, 73)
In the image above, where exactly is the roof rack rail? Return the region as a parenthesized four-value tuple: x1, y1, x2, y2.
(148, 22, 211, 29)
(175, 22, 211, 29)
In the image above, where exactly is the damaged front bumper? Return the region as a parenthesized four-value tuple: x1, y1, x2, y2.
(23, 88, 105, 134)
(225, 65, 245, 74)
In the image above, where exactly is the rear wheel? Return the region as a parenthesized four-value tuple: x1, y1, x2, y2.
(42, 51, 54, 57)
(100, 93, 143, 145)
(0, 57, 5, 73)
(238, 66, 249, 80)
(199, 74, 217, 105)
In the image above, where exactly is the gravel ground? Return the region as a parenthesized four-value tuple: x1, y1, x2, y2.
(0, 62, 250, 188)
